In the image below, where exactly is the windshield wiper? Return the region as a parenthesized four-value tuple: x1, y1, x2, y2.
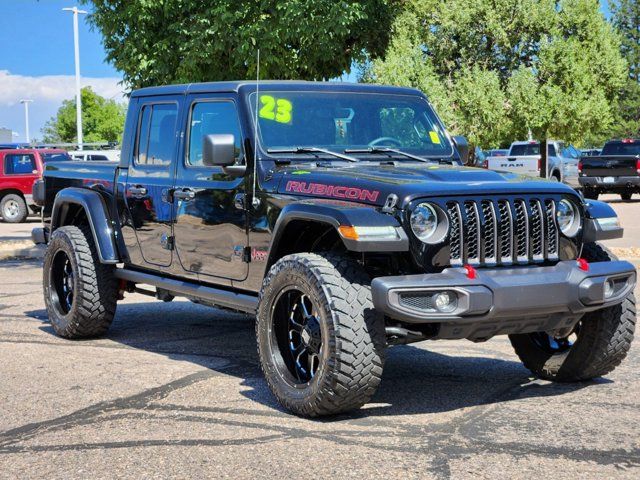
(267, 147, 358, 163)
(345, 147, 450, 164)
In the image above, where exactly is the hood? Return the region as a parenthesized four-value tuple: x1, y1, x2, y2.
(275, 163, 577, 207)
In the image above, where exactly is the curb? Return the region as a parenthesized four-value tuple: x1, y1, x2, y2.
(0, 241, 45, 261)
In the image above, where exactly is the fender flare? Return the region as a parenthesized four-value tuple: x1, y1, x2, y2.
(50, 187, 120, 264)
(582, 199, 623, 242)
(266, 201, 408, 268)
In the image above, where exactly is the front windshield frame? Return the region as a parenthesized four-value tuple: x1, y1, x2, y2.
(247, 90, 456, 161)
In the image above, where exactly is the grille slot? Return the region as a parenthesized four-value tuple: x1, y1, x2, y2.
(445, 198, 560, 267)
(447, 203, 463, 266)
(464, 201, 481, 264)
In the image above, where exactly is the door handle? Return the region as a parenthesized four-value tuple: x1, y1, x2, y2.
(173, 188, 196, 201)
(128, 185, 147, 197)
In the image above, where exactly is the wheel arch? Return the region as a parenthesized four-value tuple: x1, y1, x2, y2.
(0, 188, 26, 202)
(51, 187, 120, 264)
(265, 201, 408, 271)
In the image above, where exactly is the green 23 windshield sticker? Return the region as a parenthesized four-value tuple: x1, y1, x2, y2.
(259, 95, 293, 124)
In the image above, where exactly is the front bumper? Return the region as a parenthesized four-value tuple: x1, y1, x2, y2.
(371, 260, 636, 340)
(579, 175, 640, 190)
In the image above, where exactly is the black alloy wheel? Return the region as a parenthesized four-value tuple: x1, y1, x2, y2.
(272, 288, 323, 385)
(50, 249, 75, 315)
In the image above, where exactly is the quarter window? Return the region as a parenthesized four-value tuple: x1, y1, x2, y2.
(136, 103, 178, 166)
(3, 154, 35, 174)
(188, 101, 243, 166)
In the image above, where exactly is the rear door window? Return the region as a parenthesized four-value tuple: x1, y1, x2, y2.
(135, 103, 178, 166)
(3, 154, 36, 174)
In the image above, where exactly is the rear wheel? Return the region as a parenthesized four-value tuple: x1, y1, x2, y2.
(43, 225, 117, 338)
(509, 243, 636, 381)
(621, 192, 632, 201)
(1, 194, 28, 223)
(256, 253, 385, 417)
(584, 190, 599, 200)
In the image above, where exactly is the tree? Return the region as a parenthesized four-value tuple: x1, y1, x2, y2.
(42, 87, 126, 144)
(610, 0, 640, 137)
(364, 0, 627, 147)
(82, 0, 398, 89)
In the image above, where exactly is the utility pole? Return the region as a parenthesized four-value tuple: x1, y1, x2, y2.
(19, 99, 33, 144)
(63, 6, 87, 150)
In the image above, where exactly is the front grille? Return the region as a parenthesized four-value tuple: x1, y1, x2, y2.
(446, 198, 560, 266)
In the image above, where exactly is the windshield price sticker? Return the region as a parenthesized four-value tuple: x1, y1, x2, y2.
(429, 131, 441, 144)
(259, 95, 293, 124)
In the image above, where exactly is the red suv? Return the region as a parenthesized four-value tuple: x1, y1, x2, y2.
(0, 149, 71, 223)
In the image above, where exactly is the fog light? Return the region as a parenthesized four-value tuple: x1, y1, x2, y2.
(604, 280, 615, 299)
(434, 291, 458, 313)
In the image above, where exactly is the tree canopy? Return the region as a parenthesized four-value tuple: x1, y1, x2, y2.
(610, 0, 640, 137)
(365, 0, 628, 147)
(42, 87, 126, 144)
(82, 0, 397, 88)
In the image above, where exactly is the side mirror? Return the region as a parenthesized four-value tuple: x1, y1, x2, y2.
(452, 135, 470, 165)
(203, 134, 236, 167)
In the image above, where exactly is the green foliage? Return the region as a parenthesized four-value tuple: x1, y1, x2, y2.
(42, 87, 126, 144)
(365, 0, 628, 148)
(610, 0, 640, 137)
(610, 0, 640, 81)
(82, 0, 398, 88)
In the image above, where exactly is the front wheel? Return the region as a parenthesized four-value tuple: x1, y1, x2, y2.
(621, 192, 632, 201)
(256, 253, 385, 417)
(1, 194, 28, 223)
(509, 243, 636, 381)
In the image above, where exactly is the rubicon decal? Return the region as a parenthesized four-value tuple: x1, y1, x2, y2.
(285, 181, 380, 202)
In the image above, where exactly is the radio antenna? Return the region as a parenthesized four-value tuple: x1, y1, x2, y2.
(251, 49, 260, 209)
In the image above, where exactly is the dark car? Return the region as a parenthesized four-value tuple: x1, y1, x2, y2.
(579, 139, 640, 200)
(32, 81, 636, 417)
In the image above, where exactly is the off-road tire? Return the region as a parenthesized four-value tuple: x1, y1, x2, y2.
(621, 192, 632, 201)
(256, 253, 385, 417)
(43, 225, 117, 338)
(510, 243, 636, 381)
(1, 194, 28, 223)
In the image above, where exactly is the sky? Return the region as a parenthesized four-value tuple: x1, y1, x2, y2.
(0, 0, 614, 143)
(0, 0, 124, 142)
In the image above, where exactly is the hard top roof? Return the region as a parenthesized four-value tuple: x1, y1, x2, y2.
(131, 81, 424, 98)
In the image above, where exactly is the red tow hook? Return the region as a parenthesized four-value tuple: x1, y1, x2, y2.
(464, 264, 477, 279)
(577, 258, 589, 272)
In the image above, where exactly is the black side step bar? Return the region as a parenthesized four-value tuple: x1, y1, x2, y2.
(114, 268, 258, 314)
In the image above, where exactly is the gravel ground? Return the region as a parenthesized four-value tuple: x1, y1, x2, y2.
(0, 196, 639, 479)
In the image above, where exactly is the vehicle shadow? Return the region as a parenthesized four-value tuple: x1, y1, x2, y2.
(27, 299, 602, 419)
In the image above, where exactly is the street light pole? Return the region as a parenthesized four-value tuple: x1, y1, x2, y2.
(63, 6, 87, 151)
(19, 99, 33, 144)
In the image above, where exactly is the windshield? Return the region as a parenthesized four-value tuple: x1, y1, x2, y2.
(602, 142, 640, 156)
(250, 91, 453, 158)
(41, 152, 72, 162)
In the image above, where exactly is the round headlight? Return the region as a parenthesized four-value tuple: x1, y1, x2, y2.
(410, 203, 448, 244)
(556, 199, 581, 237)
(410, 203, 438, 241)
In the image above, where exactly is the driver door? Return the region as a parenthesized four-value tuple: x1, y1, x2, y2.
(172, 95, 249, 282)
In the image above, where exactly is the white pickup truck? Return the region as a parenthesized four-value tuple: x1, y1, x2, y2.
(485, 140, 580, 188)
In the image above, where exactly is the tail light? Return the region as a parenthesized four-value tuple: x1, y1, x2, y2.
(636, 158, 640, 174)
(578, 160, 583, 174)
(537, 157, 541, 171)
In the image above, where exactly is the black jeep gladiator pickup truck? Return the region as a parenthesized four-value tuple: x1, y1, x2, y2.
(32, 82, 637, 417)
(579, 138, 640, 200)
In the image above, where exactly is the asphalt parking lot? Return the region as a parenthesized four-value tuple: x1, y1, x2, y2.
(1, 196, 639, 479)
